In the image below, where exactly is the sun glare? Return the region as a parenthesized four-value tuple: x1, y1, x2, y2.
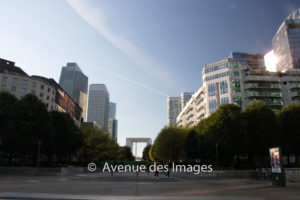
(264, 50, 278, 72)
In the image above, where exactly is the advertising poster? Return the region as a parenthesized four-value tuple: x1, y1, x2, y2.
(269, 147, 281, 174)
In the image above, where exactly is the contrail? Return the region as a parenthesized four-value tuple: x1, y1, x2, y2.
(80, 60, 169, 97)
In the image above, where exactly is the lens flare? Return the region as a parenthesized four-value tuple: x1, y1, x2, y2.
(264, 50, 278, 72)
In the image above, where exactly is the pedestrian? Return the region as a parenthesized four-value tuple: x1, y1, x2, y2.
(154, 164, 159, 180)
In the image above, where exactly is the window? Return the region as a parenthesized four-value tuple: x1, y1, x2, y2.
(205, 71, 230, 81)
(31, 90, 35, 94)
(209, 99, 217, 113)
(41, 85, 44, 90)
(47, 96, 49, 100)
(32, 82, 36, 87)
(1, 85, 6, 91)
(22, 80, 27, 86)
(21, 88, 26, 94)
(208, 83, 216, 96)
(2, 76, 8, 82)
(221, 97, 229, 105)
(220, 80, 228, 94)
(205, 63, 228, 73)
(40, 93, 43, 97)
(46, 103, 49, 108)
(11, 86, 16, 92)
(12, 78, 17, 84)
(231, 79, 241, 92)
(232, 71, 239, 76)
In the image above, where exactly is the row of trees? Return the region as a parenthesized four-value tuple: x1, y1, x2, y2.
(0, 92, 134, 166)
(145, 101, 300, 168)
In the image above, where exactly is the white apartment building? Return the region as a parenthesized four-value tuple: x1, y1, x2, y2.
(176, 86, 205, 127)
(176, 52, 300, 127)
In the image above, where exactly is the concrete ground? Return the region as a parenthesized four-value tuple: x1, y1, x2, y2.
(0, 172, 299, 200)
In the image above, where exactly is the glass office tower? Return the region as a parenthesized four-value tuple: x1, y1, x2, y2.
(272, 8, 300, 72)
(59, 63, 88, 122)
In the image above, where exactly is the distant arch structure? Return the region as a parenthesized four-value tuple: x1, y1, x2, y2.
(126, 138, 152, 160)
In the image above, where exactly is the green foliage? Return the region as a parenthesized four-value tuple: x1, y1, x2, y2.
(278, 103, 300, 164)
(0, 92, 18, 152)
(153, 101, 300, 168)
(142, 144, 151, 161)
(118, 146, 134, 161)
(184, 130, 198, 162)
(243, 100, 279, 167)
(47, 111, 82, 161)
(151, 126, 189, 162)
(79, 124, 120, 163)
(15, 94, 52, 155)
(0, 92, 131, 166)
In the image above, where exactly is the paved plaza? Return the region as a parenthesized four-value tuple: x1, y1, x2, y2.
(0, 172, 300, 200)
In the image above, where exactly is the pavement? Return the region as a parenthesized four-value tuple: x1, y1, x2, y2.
(0, 172, 299, 200)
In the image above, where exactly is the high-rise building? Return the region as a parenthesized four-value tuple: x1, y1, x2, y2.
(108, 102, 118, 142)
(177, 52, 300, 127)
(109, 102, 116, 119)
(59, 63, 88, 122)
(87, 84, 109, 131)
(181, 92, 193, 109)
(108, 118, 118, 142)
(0, 58, 82, 125)
(272, 8, 300, 72)
(167, 97, 181, 126)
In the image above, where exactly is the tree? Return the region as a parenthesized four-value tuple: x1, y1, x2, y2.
(184, 129, 198, 162)
(151, 126, 189, 162)
(142, 144, 152, 161)
(79, 124, 120, 163)
(118, 146, 134, 161)
(243, 100, 279, 168)
(15, 94, 52, 157)
(47, 111, 82, 163)
(0, 92, 18, 152)
(278, 103, 300, 165)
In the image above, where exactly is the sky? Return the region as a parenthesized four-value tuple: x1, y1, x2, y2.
(0, 0, 299, 156)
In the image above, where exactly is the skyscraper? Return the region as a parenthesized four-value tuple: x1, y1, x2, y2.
(272, 8, 300, 72)
(167, 97, 181, 126)
(181, 92, 193, 109)
(87, 84, 109, 131)
(59, 63, 88, 121)
(109, 102, 116, 119)
(108, 102, 118, 142)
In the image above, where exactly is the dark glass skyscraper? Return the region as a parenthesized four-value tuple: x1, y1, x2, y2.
(272, 8, 300, 72)
(59, 63, 88, 121)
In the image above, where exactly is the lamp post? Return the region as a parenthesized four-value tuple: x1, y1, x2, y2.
(37, 141, 41, 173)
(216, 143, 219, 177)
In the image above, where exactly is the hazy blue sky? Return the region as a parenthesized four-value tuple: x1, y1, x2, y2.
(0, 0, 299, 154)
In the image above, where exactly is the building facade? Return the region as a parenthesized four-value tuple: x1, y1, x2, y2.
(59, 63, 88, 122)
(87, 84, 110, 132)
(177, 52, 300, 127)
(108, 118, 118, 142)
(108, 102, 118, 141)
(0, 58, 82, 125)
(272, 8, 300, 72)
(177, 87, 205, 127)
(181, 92, 193, 109)
(167, 97, 181, 126)
(109, 102, 116, 119)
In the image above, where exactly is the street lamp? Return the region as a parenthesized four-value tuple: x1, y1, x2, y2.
(37, 141, 41, 172)
(216, 143, 219, 177)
